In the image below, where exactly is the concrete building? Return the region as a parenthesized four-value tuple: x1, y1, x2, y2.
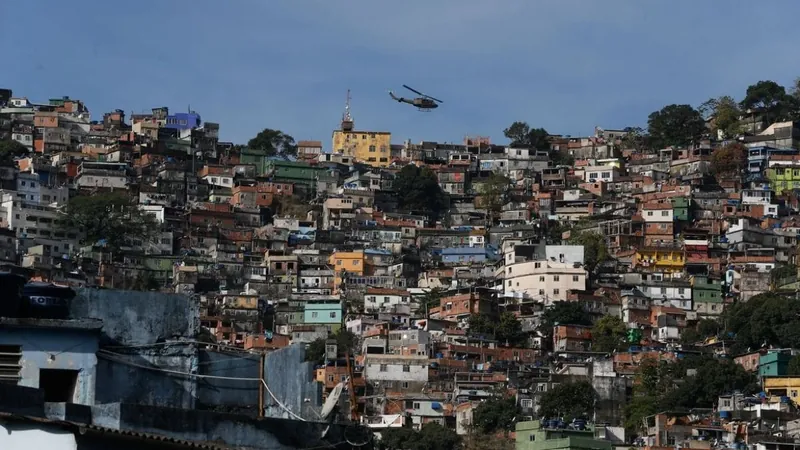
(503, 260, 587, 304)
(0, 317, 101, 404)
(515, 420, 612, 450)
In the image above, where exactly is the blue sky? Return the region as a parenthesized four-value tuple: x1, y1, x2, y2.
(2, 1, 800, 148)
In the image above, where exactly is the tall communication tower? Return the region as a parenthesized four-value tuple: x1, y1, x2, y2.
(341, 89, 354, 132)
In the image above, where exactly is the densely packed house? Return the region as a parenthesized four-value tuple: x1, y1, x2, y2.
(3, 86, 800, 450)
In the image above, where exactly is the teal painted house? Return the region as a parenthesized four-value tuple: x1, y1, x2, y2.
(760, 352, 792, 377)
(304, 300, 343, 325)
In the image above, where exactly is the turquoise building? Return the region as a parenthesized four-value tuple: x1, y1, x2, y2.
(759, 352, 792, 377)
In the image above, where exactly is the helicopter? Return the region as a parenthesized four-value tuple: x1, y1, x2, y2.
(389, 85, 443, 111)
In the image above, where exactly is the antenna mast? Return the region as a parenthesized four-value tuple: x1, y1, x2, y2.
(341, 89, 354, 132)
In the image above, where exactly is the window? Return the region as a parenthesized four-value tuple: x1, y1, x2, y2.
(402, 381, 409, 389)
(39, 369, 78, 402)
(647, 211, 654, 216)
(539, 289, 545, 296)
(413, 402, 421, 409)
(553, 275, 560, 282)
(379, 364, 387, 372)
(572, 275, 579, 282)
(534, 262, 541, 268)
(402, 365, 410, 372)
(0, 345, 22, 384)
(520, 398, 533, 409)
(661, 210, 669, 216)
(539, 276, 545, 282)
(311, 312, 318, 318)
(553, 289, 560, 295)
(369, 145, 376, 152)
(329, 312, 337, 318)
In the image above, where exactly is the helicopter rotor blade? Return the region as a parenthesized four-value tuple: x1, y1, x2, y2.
(402, 84, 425, 96)
(425, 95, 444, 103)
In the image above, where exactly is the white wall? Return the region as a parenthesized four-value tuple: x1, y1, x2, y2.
(0, 423, 77, 450)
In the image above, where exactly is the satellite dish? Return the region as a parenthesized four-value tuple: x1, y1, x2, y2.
(320, 381, 345, 419)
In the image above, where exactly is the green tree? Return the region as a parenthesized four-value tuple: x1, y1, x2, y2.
(379, 427, 418, 450)
(699, 96, 743, 138)
(681, 318, 722, 345)
(722, 292, 800, 354)
(247, 128, 297, 158)
(550, 150, 575, 167)
(647, 104, 706, 149)
(63, 191, 158, 253)
(465, 434, 515, 450)
(711, 142, 747, 177)
(392, 164, 447, 221)
(620, 126, 649, 151)
(495, 312, 526, 347)
(503, 121, 550, 151)
(567, 231, 609, 274)
(788, 355, 800, 375)
(623, 356, 757, 435)
(472, 396, 520, 434)
(540, 301, 592, 330)
(0, 139, 29, 161)
(304, 329, 359, 365)
(478, 171, 511, 225)
(468, 312, 526, 347)
(741, 80, 792, 124)
(539, 381, 595, 420)
(379, 423, 461, 450)
(591, 315, 626, 353)
(419, 287, 445, 314)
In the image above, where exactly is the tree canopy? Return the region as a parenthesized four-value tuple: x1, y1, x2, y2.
(304, 329, 358, 365)
(591, 315, 627, 353)
(624, 356, 757, 434)
(620, 126, 650, 152)
(503, 121, 551, 151)
(477, 171, 511, 225)
(393, 164, 447, 221)
(566, 231, 609, 274)
(539, 381, 595, 420)
(472, 396, 520, 435)
(468, 312, 527, 347)
(710, 142, 747, 177)
(741, 80, 794, 124)
(540, 301, 592, 330)
(63, 191, 159, 253)
(647, 104, 706, 149)
(246, 128, 297, 158)
(0, 139, 29, 161)
(699, 96, 743, 138)
(721, 292, 800, 354)
(379, 423, 461, 450)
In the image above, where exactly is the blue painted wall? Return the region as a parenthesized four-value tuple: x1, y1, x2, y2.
(0, 326, 99, 405)
(71, 289, 199, 345)
(263, 344, 322, 420)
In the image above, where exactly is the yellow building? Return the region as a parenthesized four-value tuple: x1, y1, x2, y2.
(764, 377, 800, 401)
(332, 129, 392, 167)
(634, 244, 686, 274)
(331, 92, 392, 167)
(329, 250, 366, 293)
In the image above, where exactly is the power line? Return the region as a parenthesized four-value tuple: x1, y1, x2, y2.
(97, 349, 306, 422)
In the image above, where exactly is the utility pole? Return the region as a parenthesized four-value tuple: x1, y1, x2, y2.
(258, 350, 266, 418)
